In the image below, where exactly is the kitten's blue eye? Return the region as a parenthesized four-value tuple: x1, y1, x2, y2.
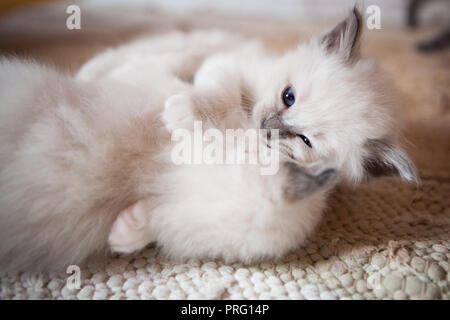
(282, 87, 295, 107)
(298, 134, 312, 148)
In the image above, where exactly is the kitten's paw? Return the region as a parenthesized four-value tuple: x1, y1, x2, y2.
(162, 94, 196, 133)
(108, 201, 154, 253)
(283, 162, 338, 201)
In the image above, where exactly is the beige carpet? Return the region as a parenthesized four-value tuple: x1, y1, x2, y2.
(0, 4, 449, 300)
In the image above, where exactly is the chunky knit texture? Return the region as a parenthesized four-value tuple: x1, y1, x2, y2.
(0, 174, 448, 300)
(0, 5, 449, 300)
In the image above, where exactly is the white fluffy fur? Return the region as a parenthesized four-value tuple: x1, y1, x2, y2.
(0, 56, 190, 272)
(0, 10, 417, 273)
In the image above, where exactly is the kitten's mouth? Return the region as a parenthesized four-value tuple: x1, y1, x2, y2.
(264, 136, 295, 161)
(260, 116, 296, 161)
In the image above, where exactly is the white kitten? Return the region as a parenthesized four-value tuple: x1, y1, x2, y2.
(0, 9, 417, 273)
(108, 9, 418, 260)
(0, 57, 186, 272)
(0, 31, 328, 272)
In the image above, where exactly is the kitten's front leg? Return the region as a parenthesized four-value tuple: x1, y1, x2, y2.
(162, 55, 245, 133)
(108, 199, 155, 253)
(162, 86, 244, 133)
(162, 93, 197, 133)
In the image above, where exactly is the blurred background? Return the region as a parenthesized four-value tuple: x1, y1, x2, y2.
(0, 1, 449, 70)
(0, 0, 449, 177)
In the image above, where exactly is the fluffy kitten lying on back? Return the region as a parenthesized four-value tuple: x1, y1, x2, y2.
(0, 9, 417, 273)
(106, 8, 418, 257)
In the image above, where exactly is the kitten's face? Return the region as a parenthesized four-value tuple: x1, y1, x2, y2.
(254, 8, 418, 184)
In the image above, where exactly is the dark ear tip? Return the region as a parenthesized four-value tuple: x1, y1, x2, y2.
(364, 138, 421, 185)
(320, 4, 363, 60)
(352, 5, 362, 18)
(352, 2, 364, 17)
(351, 6, 363, 30)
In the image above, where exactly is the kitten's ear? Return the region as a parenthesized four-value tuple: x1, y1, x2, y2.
(363, 139, 419, 183)
(320, 7, 363, 62)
